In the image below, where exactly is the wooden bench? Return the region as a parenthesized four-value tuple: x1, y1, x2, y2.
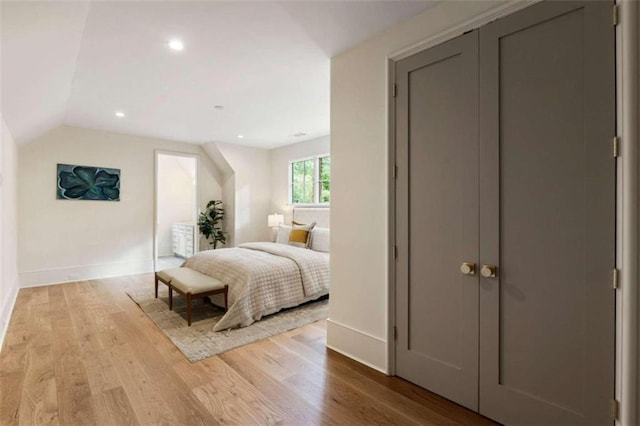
(155, 267, 228, 326)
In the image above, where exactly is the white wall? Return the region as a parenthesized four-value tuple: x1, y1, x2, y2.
(18, 126, 222, 286)
(270, 135, 330, 223)
(0, 118, 19, 346)
(222, 174, 236, 246)
(204, 142, 271, 246)
(328, 1, 507, 372)
(157, 154, 196, 257)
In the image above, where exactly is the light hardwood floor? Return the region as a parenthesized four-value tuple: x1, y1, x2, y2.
(1, 273, 497, 425)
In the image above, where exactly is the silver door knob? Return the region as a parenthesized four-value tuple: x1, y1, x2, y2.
(460, 262, 476, 275)
(480, 265, 497, 278)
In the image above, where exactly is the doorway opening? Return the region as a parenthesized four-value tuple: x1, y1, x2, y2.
(154, 152, 198, 271)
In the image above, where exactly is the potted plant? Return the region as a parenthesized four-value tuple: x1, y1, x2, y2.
(198, 200, 227, 249)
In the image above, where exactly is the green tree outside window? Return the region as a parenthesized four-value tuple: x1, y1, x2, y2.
(290, 156, 330, 205)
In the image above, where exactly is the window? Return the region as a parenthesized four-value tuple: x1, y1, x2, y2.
(318, 156, 330, 203)
(289, 155, 330, 205)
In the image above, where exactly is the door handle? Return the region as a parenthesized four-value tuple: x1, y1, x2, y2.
(480, 265, 497, 278)
(460, 262, 476, 275)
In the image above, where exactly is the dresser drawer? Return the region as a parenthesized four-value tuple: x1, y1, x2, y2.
(172, 223, 197, 258)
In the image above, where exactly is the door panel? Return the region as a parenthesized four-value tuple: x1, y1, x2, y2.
(478, 1, 615, 424)
(395, 31, 479, 410)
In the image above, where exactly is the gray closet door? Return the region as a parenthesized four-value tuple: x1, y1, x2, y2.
(395, 31, 479, 411)
(478, 1, 615, 424)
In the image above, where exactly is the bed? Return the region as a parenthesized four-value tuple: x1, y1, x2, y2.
(183, 209, 330, 331)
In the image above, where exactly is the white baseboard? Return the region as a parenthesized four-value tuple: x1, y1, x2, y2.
(0, 283, 19, 349)
(19, 259, 155, 287)
(326, 318, 388, 374)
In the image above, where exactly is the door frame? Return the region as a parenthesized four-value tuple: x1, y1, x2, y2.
(387, 0, 639, 424)
(153, 150, 200, 270)
(617, 0, 638, 423)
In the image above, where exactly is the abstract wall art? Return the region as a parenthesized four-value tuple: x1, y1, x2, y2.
(56, 163, 121, 201)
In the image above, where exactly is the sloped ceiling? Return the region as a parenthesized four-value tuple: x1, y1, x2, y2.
(1, 1, 89, 145)
(1, 1, 437, 148)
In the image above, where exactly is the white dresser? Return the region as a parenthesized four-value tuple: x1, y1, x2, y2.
(172, 223, 197, 258)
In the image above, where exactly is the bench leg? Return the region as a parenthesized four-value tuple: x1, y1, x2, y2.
(154, 274, 159, 298)
(169, 286, 173, 310)
(223, 286, 228, 312)
(187, 293, 192, 326)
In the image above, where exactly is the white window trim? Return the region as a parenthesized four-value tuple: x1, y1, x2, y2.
(288, 153, 330, 206)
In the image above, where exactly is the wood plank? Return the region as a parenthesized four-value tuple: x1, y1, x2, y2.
(28, 286, 50, 305)
(219, 349, 333, 425)
(7, 289, 33, 326)
(28, 305, 53, 348)
(171, 359, 213, 390)
(18, 344, 59, 425)
(229, 339, 298, 381)
(50, 285, 97, 426)
(287, 370, 420, 425)
(92, 386, 140, 426)
(63, 282, 121, 395)
(191, 357, 285, 425)
(0, 342, 27, 374)
(0, 370, 24, 425)
(106, 337, 181, 426)
(55, 382, 96, 426)
(84, 350, 121, 395)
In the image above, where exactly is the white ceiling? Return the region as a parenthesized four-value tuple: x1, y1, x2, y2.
(1, 1, 437, 148)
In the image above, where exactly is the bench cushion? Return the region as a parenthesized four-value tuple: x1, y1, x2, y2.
(156, 269, 174, 283)
(158, 267, 224, 294)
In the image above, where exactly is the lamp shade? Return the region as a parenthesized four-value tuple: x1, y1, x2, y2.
(267, 213, 284, 228)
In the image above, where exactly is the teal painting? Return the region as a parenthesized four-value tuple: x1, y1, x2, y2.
(56, 164, 120, 201)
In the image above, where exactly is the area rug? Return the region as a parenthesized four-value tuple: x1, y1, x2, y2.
(126, 286, 329, 362)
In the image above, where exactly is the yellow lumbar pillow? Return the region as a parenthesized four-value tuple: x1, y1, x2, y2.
(289, 221, 316, 248)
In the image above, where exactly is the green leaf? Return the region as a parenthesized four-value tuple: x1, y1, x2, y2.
(94, 170, 119, 188)
(73, 166, 97, 186)
(102, 187, 120, 200)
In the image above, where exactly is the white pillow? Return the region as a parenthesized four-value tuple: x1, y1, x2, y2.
(275, 225, 292, 244)
(310, 227, 330, 252)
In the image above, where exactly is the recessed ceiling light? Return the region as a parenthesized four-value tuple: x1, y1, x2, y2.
(168, 39, 184, 51)
(214, 105, 224, 110)
(237, 135, 244, 139)
(115, 111, 125, 118)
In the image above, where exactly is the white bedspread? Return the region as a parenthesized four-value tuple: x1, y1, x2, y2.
(183, 242, 330, 331)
